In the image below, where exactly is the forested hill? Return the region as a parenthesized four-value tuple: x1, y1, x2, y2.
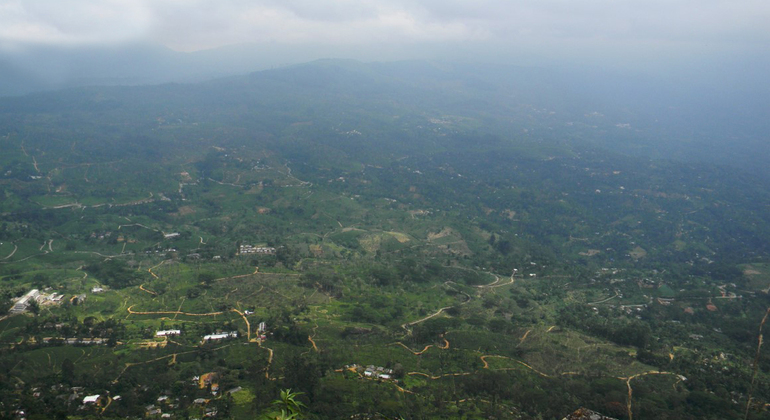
(1, 59, 770, 419)
(1, 59, 768, 174)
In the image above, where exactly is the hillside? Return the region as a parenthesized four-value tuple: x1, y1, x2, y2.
(0, 60, 769, 419)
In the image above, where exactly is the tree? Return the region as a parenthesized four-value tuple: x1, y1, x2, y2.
(262, 389, 306, 419)
(198, 272, 216, 286)
(61, 358, 75, 384)
(28, 299, 40, 316)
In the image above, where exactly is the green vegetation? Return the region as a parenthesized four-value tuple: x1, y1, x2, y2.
(0, 60, 769, 419)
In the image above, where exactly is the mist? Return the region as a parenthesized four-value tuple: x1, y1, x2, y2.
(1, 0, 768, 94)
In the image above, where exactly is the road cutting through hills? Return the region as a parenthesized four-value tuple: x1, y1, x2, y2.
(262, 346, 274, 379)
(519, 329, 532, 346)
(439, 335, 449, 349)
(1, 245, 17, 260)
(139, 284, 158, 296)
(126, 305, 223, 317)
(231, 308, 253, 341)
(113, 349, 198, 382)
(408, 371, 472, 379)
(147, 260, 169, 280)
(308, 335, 318, 352)
(391, 342, 435, 355)
(745, 306, 770, 420)
(620, 371, 682, 420)
(480, 355, 552, 378)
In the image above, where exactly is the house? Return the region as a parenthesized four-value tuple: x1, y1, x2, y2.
(202, 331, 238, 342)
(47, 293, 65, 302)
(156, 330, 181, 337)
(238, 244, 276, 255)
(199, 372, 219, 389)
(83, 394, 101, 404)
(72, 294, 87, 305)
(163, 232, 180, 239)
(562, 408, 617, 420)
(91, 287, 104, 293)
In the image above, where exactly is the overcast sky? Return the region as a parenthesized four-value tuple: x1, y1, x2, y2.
(2, 0, 767, 51)
(0, 0, 768, 82)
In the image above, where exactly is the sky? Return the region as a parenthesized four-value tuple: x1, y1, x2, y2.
(2, 0, 768, 54)
(0, 0, 768, 89)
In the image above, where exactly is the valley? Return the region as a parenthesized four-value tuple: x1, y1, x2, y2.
(0, 61, 769, 419)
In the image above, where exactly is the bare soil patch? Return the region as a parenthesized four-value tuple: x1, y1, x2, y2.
(579, 249, 601, 257)
(629, 246, 647, 259)
(173, 206, 196, 216)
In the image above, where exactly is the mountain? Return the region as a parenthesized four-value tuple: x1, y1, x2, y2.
(3, 56, 767, 175)
(0, 59, 769, 419)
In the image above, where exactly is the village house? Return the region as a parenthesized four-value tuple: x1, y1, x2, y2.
(156, 330, 181, 337)
(202, 331, 238, 342)
(46, 293, 65, 303)
(362, 365, 395, 381)
(83, 394, 102, 405)
(238, 244, 276, 255)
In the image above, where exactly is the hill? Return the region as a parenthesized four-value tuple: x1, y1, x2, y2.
(0, 59, 769, 419)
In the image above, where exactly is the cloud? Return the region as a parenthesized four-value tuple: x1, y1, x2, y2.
(0, 0, 152, 46)
(0, 0, 768, 56)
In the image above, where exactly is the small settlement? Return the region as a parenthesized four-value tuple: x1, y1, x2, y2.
(10, 289, 65, 314)
(238, 244, 276, 255)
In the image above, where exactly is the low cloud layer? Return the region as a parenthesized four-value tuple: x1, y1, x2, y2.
(2, 0, 768, 54)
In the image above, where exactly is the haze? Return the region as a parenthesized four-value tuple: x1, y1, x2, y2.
(1, 0, 769, 94)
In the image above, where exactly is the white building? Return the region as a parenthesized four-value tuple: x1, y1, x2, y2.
(156, 330, 181, 337)
(202, 331, 238, 342)
(83, 395, 101, 404)
(10, 289, 40, 313)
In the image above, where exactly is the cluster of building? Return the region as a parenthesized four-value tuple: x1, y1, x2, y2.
(89, 231, 112, 240)
(145, 396, 178, 418)
(202, 331, 238, 342)
(153, 329, 256, 344)
(10, 289, 65, 314)
(144, 248, 178, 254)
(238, 244, 276, 255)
(10, 289, 41, 314)
(346, 364, 396, 381)
(42, 337, 107, 345)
